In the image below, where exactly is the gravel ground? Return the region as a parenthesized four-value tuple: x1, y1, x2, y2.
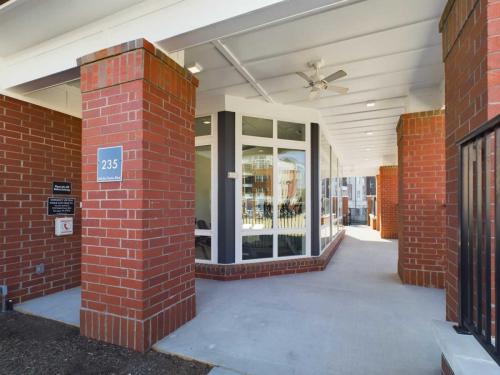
(0, 312, 212, 375)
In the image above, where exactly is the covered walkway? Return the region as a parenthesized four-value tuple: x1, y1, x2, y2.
(15, 226, 445, 374)
(155, 226, 445, 375)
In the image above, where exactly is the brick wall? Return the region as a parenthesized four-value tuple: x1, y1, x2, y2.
(79, 39, 198, 352)
(397, 110, 446, 288)
(367, 197, 373, 225)
(378, 166, 398, 239)
(0, 95, 81, 303)
(196, 230, 345, 280)
(376, 174, 381, 231)
(440, 0, 500, 322)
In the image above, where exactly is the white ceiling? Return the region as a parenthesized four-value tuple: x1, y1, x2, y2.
(185, 0, 446, 176)
(0, 0, 141, 56)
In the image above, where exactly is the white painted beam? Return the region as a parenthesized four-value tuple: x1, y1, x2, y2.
(212, 40, 274, 103)
(0, 0, 283, 90)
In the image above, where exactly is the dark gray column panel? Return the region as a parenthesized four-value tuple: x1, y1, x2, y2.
(217, 111, 236, 263)
(311, 123, 320, 256)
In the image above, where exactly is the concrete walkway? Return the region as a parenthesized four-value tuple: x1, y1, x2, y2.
(156, 226, 446, 375)
(15, 287, 81, 327)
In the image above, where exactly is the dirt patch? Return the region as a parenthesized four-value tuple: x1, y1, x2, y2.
(0, 312, 212, 375)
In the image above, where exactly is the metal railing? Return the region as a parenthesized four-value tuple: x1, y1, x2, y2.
(457, 114, 500, 364)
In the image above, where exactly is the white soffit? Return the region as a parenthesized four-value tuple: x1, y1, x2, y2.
(185, 0, 446, 176)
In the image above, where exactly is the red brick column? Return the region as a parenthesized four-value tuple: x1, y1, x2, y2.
(378, 166, 398, 239)
(440, 0, 499, 322)
(397, 111, 446, 288)
(376, 175, 381, 231)
(78, 39, 198, 351)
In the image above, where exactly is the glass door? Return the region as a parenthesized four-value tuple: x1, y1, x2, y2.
(236, 115, 309, 262)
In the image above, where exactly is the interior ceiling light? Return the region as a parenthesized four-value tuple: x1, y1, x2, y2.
(366, 131, 374, 135)
(203, 120, 211, 125)
(187, 62, 203, 74)
(366, 100, 376, 107)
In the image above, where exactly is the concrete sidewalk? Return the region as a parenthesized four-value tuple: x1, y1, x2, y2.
(155, 226, 445, 375)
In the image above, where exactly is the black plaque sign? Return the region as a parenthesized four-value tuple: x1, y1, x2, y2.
(52, 181, 71, 195)
(47, 198, 75, 216)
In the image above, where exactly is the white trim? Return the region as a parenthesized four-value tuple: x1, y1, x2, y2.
(194, 113, 218, 264)
(235, 112, 310, 263)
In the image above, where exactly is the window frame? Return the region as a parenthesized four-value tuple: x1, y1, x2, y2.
(235, 113, 311, 263)
(195, 113, 218, 264)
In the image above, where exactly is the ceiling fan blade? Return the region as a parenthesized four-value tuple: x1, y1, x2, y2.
(296, 72, 312, 84)
(328, 85, 349, 95)
(324, 69, 347, 83)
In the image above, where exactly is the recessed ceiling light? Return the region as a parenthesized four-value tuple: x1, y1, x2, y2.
(366, 101, 376, 107)
(365, 148, 371, 151)
(366, 131, 374, 135)
(203, 120, 211, 125)
(187, 62, 203, 74)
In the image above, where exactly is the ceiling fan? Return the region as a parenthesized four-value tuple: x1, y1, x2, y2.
(296, 59, 348, 100)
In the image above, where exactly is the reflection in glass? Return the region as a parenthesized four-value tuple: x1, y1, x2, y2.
(195, 145, 211, 229)
(242, 145, 273, 229)
(195, 236, 211, 260)
(243, 235, 273, 260)
(242, 116, 273, 138)
(278, 234, 306, 257)
(278, 149, 306, 228)
(331, 150, 339, 236)
(195, 116, 211, 136)
(278, 121, 305, 141)
(320, 133, 331, 250)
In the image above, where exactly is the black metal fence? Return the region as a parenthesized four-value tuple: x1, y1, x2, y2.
(457, 114, 500, 364)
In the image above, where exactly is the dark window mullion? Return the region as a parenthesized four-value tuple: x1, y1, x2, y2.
(495, 128, 500, 355)
(476, 138, 483, 335)
(484, 133, 492, 344)
(468, 143, 474, 325)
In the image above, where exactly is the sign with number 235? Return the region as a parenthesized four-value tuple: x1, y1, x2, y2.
(97, 146, 123, 182)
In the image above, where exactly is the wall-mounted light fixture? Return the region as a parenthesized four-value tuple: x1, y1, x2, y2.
(187, 62, 203, 74)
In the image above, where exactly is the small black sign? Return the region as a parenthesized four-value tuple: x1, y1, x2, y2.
(48, 198, 75, 216)
(52, 181, 72, 195)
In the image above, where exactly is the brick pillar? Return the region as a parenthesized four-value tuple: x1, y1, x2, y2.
(78, 39, 198, 351)
(440, 0, 499, 322)
(342, 196, 349, 224)
(376, 175, 381, 231)
(397, 111, 446, 288)
(378, 166, 398, 239)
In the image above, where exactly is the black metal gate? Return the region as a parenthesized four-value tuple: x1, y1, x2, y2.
(457, 115, 500, 363)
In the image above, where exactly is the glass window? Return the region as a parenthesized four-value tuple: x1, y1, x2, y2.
(277, 121, 305, 141)
(195, 236, 211, 260)
(242, 145, 273, 230)
(278, 234, 306, 257)
(195, 116, 211, 136)
(278, 149, 306, 228)
(320, 133, 331, 250)
(195, 145, 211, 229)
(243, 235, 273, 260)
(242, 116, 273, 138)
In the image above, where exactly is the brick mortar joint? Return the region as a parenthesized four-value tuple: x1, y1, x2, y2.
(439, 0, 481, 61)
(78, 38, 199, 89)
